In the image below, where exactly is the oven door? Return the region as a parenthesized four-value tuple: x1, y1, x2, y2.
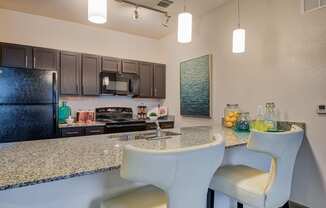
(101, 72, 117, 95)
(105, 123, 146, 133)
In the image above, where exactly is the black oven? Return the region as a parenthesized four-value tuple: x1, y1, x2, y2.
(100, 72, 139, 96)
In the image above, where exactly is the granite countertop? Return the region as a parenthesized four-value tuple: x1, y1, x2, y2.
(58, 116, 175, 128)
(0, 126, 247, 191)
(59, 122, 106, 129)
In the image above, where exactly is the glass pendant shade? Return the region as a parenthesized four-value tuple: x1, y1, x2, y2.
(88, 0, 107, 24)
(178, 12, 192, 43)
(232, 28, 246, 53)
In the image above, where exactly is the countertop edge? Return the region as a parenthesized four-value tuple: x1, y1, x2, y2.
(0, 165, 120, 191)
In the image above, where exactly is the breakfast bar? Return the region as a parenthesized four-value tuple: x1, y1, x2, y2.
(0, 126, 248, 191)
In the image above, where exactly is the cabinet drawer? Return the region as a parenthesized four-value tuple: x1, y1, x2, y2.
(85, 126, 105, 135)
(146, 121, 174, 130)
(61, 127, 84, 137)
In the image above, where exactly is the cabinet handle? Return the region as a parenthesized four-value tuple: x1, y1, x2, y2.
(66, 131, 81, 135)
(88, 130, 102, 133)
(33, 57, 36, 69)
(25, 56, 28, 68)
(154, 88, 157, 97)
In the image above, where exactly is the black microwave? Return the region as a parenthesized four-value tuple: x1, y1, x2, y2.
(100, 72, 139, 96)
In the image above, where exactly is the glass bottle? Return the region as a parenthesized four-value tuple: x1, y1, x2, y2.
(264, 102, 277, 131)
(251, 105, 268, 131)
(235, 112, 251, 132)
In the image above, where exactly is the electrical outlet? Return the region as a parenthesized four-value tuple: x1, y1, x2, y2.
(317, 105, 326, 114)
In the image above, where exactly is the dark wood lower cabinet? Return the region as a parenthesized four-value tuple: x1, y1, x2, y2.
(61, 127, 84, 137)
(146, 121, 174, 130)
(85, 126, 105, 135)
(60, 126, 105, 137)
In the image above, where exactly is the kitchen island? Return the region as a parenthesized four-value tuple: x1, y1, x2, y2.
(0, 126, 248, 191)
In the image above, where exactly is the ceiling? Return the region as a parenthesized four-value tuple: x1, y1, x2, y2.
(0, 0, 228, 39)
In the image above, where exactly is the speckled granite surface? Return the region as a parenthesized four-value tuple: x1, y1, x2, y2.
(0, 126, 246, 191)
(59, 122, 106, 128)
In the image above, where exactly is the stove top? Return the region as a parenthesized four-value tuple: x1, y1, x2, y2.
(96, 107, 146, 133)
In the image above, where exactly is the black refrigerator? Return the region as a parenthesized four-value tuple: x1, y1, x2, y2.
(0, 67, 58, 143)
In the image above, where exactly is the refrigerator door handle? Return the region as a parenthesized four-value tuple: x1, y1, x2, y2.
(52, 72, 57, 103)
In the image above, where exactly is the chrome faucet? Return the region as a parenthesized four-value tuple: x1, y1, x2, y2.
(155, 120, 161, 137)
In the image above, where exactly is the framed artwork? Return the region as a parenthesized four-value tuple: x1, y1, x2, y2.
(180, 55, 212, 117)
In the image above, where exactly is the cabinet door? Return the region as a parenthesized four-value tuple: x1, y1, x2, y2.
(33, 47, 59, 71)
(60, 51, 81, 95)
(139, 62, 154, 97)
(82, 54, 101, 96)
(102, 56, 121, 72)
(153, 64, 166, 98)
(0, 43, 33, 68)
(122, 59, 139, 74)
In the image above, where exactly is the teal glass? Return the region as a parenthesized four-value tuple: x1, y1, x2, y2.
(59, 101, 71, 124)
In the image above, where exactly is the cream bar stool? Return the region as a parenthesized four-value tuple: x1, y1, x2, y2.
(101, 134, 225, 208)
(210, 125, 304, 208)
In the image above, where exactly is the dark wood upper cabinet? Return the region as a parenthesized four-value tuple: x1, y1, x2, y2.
(82, 54, 101, 96)
(102, 56, 121, 72)
(122, 59, 139, 74)
(153, 64, 166, 98)
(33, 47, 59, 71)
(0, 43, 33, 68)
(139, 62, 154, 97)
(60, 51, 81, 95)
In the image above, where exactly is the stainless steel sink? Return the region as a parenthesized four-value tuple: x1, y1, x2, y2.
(109, 131, 182, 141)
(140, 131, 182, 140)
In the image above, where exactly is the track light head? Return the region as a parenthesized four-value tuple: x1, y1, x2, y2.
(133, 6, 139, 20)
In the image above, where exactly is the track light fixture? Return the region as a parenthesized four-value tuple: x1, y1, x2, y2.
(162, 13, 171, 27)
(133, 6, 139, 20)
(116, 0, 169, 27)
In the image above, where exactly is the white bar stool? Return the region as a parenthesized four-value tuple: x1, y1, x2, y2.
(101, 134, 225, 208)
(210, 125, 304, 208)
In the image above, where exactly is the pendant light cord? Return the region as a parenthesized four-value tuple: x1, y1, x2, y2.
(184, 0, 186, 12)
(237, 0, 240, 28)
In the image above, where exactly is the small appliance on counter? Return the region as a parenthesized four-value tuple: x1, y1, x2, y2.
(76, 110, 96, 123)
(59, 101, 72, 124)
(137, 105, 148, 120)
(96, 107, 146, 133)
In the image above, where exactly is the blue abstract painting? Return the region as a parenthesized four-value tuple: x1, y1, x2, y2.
(180, 55, 211, 117)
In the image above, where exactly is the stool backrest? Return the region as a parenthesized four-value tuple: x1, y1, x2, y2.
(120, 134, 225, 208)
(247, 125, 304, 207)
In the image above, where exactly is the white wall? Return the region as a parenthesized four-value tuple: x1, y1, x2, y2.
(161, 0, 326, 207)
(0, 8, 163, 113)
(60, 96, 162, 116)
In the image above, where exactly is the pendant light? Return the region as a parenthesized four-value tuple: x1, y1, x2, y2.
(88, 0, 107, 24)
(178, 0, 192, 43)
(232, 0, 245, 53)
